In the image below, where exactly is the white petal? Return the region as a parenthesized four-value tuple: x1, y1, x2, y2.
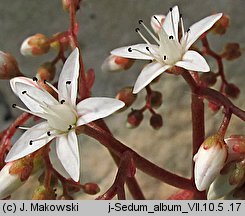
(111, 44, 158, 60)
(76, 97, 125, 125)
(5, 122, 53, 162)
(56, 131, 80, 182)
(49, 140, 71, 180)
(162, 6, 179, 40)
(185, 13, 222, 50)
(133, 62, 170, 94)
(12, 81, 58, 114)
(175, 50, 210, 72)
(58, 48, 79, 107)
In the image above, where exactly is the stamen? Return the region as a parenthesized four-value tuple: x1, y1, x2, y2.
(129, 47, 153, 58)
(66, 81, 71, 85)
(29, 140, 33, 145)
(12, 104, 16, 108)
(169, 7, 173, 12)
(22, 91, 47, 108)
(68, 125, 72, 130)
(22, 91, 27, 94)
(18, 126, 31, 130)
(185, 28, 191, 45)
(135, 27, 151, 45)
(47, 131, 51, 136)
(163, 56, 167, 60)
(170, 7, 177, 40)
(180, 15, 185, 39)
(32, 77, 38, 82)
(128, 47, 132, 52)
(44, 80, 59, 94)
(145, 47, 162, 63)
(12, 104, 38, 116)
(60, 99, 65, 104)
(138, 19, 160, 44)
(169, 35, 174, 40)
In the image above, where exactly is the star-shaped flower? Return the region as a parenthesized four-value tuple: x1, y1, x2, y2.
(111, 6, 222, 93)
(5, 48, 125, 182)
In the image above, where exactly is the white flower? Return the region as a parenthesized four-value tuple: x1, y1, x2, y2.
(194, 135, 228, 191)
(5, 48, 125, 182)
(111, 6, 222, 93)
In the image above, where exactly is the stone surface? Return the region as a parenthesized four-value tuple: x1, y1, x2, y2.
(0, 0, 244, 199)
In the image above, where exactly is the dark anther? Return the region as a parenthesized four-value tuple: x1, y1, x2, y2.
(32, 77, 38, 82)
(47, 131, 51, 136)
(187, 28, 190, 32)
(60, 99, 65, 104)
(180, 14, 183, 18)
(68, 125, 72, 130)
(170, 7, 173, 12)
(135, 28, 140, 32)
(66, 81, 71, 85)
(128, 47, 132, 52)
(44, 80, 47, 84)
(138, 19, 143, 24)
(15, 125, 19, 129)
(153, 15, 158, 20)
(169, 36, 174, 40)
(146, 46, 150, 51)
(12, 104, 17, 108)
(22, 91, 27, 94)
(163, 56, 167, 60)
(53, 188, 57, 192)
(29, 140, 33, 145)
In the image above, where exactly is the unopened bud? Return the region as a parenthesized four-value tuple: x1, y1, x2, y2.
(50, 32, 69, 51)
(194, 134, 228, 191)
(0, 162, 25, 199)
(150, 113, 163, 130)
(0, 51, 21, 79)
(127, 109, 143, 128)
(207, 162, 245, 200)
(208, 101, 221, 112)
(37, 62, 56, 81)
(151, 15, 166, 33)
(211, 14, 230, 35)
(225, 135, 245, 162)
(222, 43, 241, 61)
(83, 183, 100, 195)
(20, 34, 50, 56)
(116, 87, 137, 108)
(32, 185, 56, 200)
(62, 0, 80, 12)
(149, 91, 162, 108)
(200, 72, 217, 86)
(224, 83, 240, 99)
(101, 55, 134, 72)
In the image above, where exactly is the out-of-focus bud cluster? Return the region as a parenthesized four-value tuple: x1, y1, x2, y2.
(127, 109, 143, 128)
(116, 87, 137, 109)
(222, 43, 241, 61)
(37, 62, 56, 81)
(21, 34, 50, 56)
(148, 91, 162, 108)
(0, 51, 22, 79)
(211, 14, 230, 35)
(32, 185, 56, 200)
(200, 72, 217, 87)
(150, 113, 163, 130)
(224, 83, 240, 99)
(194, 134, 228, 191)
(101, 55, 134, 73)
(207, 135, 245, 200)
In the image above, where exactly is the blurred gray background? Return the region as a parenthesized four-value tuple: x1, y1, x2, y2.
(0, 0, 244, 199)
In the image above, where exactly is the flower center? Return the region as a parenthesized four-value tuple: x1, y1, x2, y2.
(44, 103, 77, 132)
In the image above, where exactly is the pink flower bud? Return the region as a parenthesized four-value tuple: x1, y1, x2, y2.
(0, 162, 25, 199)
(0, 51, 21, 79)
(194, 135, 228, 191)
(20, 34, 50, 56)
(101, 55, 134, 72)
(150, 15, 166, 34)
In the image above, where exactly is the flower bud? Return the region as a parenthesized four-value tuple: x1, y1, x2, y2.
(149, 91, 162, 108)
(225, 135, 245, 162)
(224, 83, 240, 99)
(37, 62, 56, 81)
(151, 15, 165, 33)
(20, 34, 50, 56)
(208, 101, 221, 112)
(211, 14, 230, 35)
(116, 87, 137, 108)
(83, 182, 100, 195)
(0, 163, 24, 199)
(101, 55, 134, 72)
(200, 72, 217, 86)
(194, 134, 228, 191)
(32, 185, 56, 200)
(207, 162, 245, 200)
(222, 43, 241, 61)
(150, 113, 163, 130)
(0, 51, 22, 79)
(127, 109, 143, 128)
